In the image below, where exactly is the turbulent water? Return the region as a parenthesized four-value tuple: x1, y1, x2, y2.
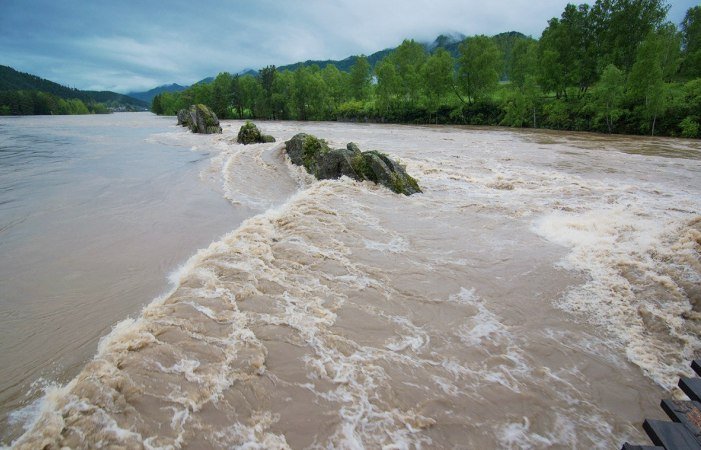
(5, 119, 701, 448)
(0, 114, 249, 442)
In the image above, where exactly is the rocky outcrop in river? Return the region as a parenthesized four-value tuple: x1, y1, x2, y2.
(237, 121, 276, 144)
(285, 133, 421, 195)
(177, 104, 222, 134)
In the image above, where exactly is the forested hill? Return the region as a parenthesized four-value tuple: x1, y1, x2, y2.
(257, 32, 526, 75)
(137, 32, 526, 100)
(277, 47, 393, 74)
(0, 65, 148, 109)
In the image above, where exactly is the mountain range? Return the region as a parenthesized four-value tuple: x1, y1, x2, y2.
(126, 83, 188, 103)
(128, 31, 528, 104)
(1, 31, 531, 107)
(0, 65, 148, 109)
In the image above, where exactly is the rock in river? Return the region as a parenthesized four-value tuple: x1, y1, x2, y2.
(176, 104, 222, 134)
(237, 121, 276, 144)
(284, 133, 421, 196)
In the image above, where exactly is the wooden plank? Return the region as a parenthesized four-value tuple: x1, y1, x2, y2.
(680, 377, 701, 403)
(661, 399, 701, 440)
(692, 360, 701, 377)
(643, 419, 701, 449)
(620, 443, 664, 450)
(621, 443, 664, 450)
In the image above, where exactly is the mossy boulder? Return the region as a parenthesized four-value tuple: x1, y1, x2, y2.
(176, 104, 222, 134)
(236, 121, 276, 144)
(317, 148, 361, 180)
(285, 133, 332, 173)
(284, 133, 421, 196)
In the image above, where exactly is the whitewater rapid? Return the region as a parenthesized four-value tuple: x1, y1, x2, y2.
(8, 121, 701, 448)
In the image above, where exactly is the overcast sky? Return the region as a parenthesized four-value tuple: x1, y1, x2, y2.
(0, 0, 696, 94)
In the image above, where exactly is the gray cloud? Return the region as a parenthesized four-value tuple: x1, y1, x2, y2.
(0, 0, 696, 93)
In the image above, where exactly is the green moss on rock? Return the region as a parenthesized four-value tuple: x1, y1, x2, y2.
(351, 152, 372, 180)
(176, 104, 222, 134)
(284, 133, 421, 195)
(237, 121, 276, 144)
(302, 135, 330, 173)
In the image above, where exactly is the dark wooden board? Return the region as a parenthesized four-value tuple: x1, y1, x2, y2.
(680, 377, 701, 403)
(620, 443, 664, 450)
(691, 360, 701, 377)
(643, 419, 701, 449)
(661, 398, 701, 441)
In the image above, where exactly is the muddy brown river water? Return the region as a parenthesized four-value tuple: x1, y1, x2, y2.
(3, 116, 701, 448)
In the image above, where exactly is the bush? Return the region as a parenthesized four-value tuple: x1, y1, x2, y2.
(680, 116, 700, 138)
(302, 135, 330, 172)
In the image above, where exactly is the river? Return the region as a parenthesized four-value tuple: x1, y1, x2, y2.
(0, 113, 250, 442)
(3, 116, 701, 448)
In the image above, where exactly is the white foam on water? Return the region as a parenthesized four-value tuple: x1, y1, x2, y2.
(364, 236, 410, 253)
(449, 288, 511, 347)
(498, 417, 554, 449)
(211, 412, 290, 449)
(9, 122, 701, 448)
(534, 208, 701, 388)
(384, 316, 429, 353)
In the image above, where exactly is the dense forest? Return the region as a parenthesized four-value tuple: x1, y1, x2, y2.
(0, 65, 148, 115)
(153, 1, 701, 137)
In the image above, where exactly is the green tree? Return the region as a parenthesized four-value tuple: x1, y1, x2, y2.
(373, 40, 428, 117)
(589, 0, 669, 71)
(538, 4, 596, 97)
(66, 98, 89, 114)
(538, 47, 567, 98)
(510, 39, 538, 88)
(684, 78, 701, 117)
(629, 31, 667, 135)
(159, 91, 184, 115)
(259, 65, 277, 118)
(422, 48, 454, 121)
(374, 58, 401, 117)
(211, 72, 233, 118)
(593, 64, 626, 132)
(181, 82, 213, 108)
(239, 74, 264, 118)
(387, 40, 428, 109)
(681, 6, 701, 77)
(349, 56, 371, 101)
(657, 22, 682, 81)
(458, 35, 503, 103)
(680, 78, 701, 135)
(321, 64, 348, 110)
(680, 116, 699, 137)
(231, 75, 244, 118)
(491, 32, 534, 81)
(502, 75, 541, 127)
(291, 66, 329, 120)
(272, 70, 294, 120)
(151, 93, 163, 114)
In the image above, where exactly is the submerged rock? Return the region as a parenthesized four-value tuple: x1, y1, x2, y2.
(176, 104, 222, 134)
(237, 121, 276, 144)
(284, 133, 421, 195)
